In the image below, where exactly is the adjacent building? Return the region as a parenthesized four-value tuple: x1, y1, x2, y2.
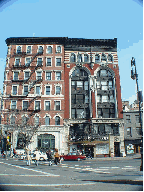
(2, 37, 124, 157)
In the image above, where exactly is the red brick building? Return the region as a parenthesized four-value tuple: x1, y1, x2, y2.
(2, 37, 124, 157)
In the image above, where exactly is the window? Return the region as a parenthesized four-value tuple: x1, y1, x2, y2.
(127, 127, 132, 136)
(46, 86, 50, 95)
(55, 116, 60, 125)
(71, 109, 76, 119)
(56, 86, 61, 95)
(84, 81, 88, 90)
(105, 124, 111, 134)
(11, 100, 16, 109)
(23, 101, 28, 110)
(126, 115, 131, 123)
(27, 46, 31, 54)
(136, 127, 141, 134)
(10, 116, 15, 124)
(85, 95, 89, 103)
(101, 53, 107, 61)
(45, 116, 50, 125)
(36, 86, 41, 95)
(35, 101, 40, 110)
(37, 58, 42, 66)
(84, 54, 89, 62)
(108, 81, 113, 89)
(56, 46, 61, 53)
(45, 101, 50, 110)
(101, 81, 108, 90)
(93, 124, 98, 134)
(70, 53, 76, 62)
(77, 54, 82, 62)
(22, 116, 28, 124)
(102, 95, 108, 102)
(108, 54, 113, 62)
(12, 86, 17, 95)
(47, 46, 52, 54)
(77, 109, 85, 118)
(23, 85, 28, 95)
(13, 72, 19, 80)
(35, 116, 39, 125)
(135, 115, 140, 123)
(38, 46, 43, 54)
(24, 72, 30, 80)
(46, 72, 51, 80)
(97, 95, 101, 102)
(100, 70, 107, 77)
(110, 95, 114, 103)
(36, 72, 42, 80)
(25, 58, 31, 66)
(46, 58, 51, 66)
(15, 58, 20, 66)
(96, 81, 101, 89)
(55, 101, 60, 110)
(56, 72, 61, 80)
(17, 46, 21, 54)
(56, 58, 61, 66)
(95, 54, 100, 62)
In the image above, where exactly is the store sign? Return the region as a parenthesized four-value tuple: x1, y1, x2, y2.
(127, 144, 134, 154)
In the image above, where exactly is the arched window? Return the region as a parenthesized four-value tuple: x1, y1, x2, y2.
(17, 46, 21, 54)
(77, 54, 82, 62)
(38, 46, 43, 54)
(108, 54, 113, 62)
(95, 54, 100, 63)
(35, 116, 39, 125)
(38, 134, 55, 149)
(22, 116, 28, 125)
(84, 54, 89, 63)
(47, 46, 52, 54)
(45, 116, 50, 125)
(55, 116, 60, 125)
(70, 53, 76, 62)
(101, 53, 107, 61)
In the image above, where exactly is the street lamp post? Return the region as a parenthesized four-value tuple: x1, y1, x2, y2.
(131, 57, 143, 171)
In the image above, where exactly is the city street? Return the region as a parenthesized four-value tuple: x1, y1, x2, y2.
(0, 155, 143, 191)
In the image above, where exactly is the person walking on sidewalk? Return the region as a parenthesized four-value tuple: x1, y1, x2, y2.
(54, 148, 60, 165)
(26, 148, 31, 166)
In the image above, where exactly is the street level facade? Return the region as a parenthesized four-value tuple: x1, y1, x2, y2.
(2, 37, 124, 157)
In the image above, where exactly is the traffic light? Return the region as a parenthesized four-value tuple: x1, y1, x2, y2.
(131, 57, 135, 66)
(131, 68, 135, 80)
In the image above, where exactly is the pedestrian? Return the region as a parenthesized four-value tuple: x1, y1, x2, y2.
(54, 149, 60, 165)
(34, 148, 39, 166)
(26, 148, 31, 166)
(13, 148, 16, 157)
(1, 148, 4, 158)
(46, 149, 52, 166)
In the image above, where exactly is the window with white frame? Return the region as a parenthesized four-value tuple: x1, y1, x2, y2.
(35, 86, 41, 95)
(95, 54, 100, 63)
(55, 72, 61, 80)
(56, 58, 61, 66)
(56, 46, 61, 53)
(102, 95, 108, 102)
(35, 101, 40, 110)
(84, 54, 89, 62)
(101, 53, 107, 61)
(25, 58, 31, 66)
(127, 127, 132, 136)
(7, 46, 11, 55)
(27, 46, 32, 54)
(46, 58, 52, 66)
(56, 86, 61, 95)
(23, 85, 28, 95)
(45, 101, 50, 110)
(35, 116, 39, 125)
(36, 71, 42, 80)
(13, 72, 19, 80)
(54, 101, 60, 110)
(47, 46, 52, 54)
(11, 100, 16, 110)
(70, 53, 76, 62)
(45, 116, 50, 125)
(45, 86, 50, 95)
(23, 101, 28, 110)
(24, 71, 30, 80)
(38, 46, 43, 54)
(77, 54, 82, 62)
(12, 86, 18, 95)
(46, 71, 51, 80)
(17, 46, 21, 54)
(55, 116, 60, 125)
(37, 58, 43, 66)
(108, 54, 113, 62)
(15, 58, 20, 66)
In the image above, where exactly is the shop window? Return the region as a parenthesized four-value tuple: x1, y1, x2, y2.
(38, 134, 55, 149)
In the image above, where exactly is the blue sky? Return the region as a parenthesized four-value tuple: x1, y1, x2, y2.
(0, 0, 143, 103)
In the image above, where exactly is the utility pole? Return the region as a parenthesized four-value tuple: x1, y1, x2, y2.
(131, 57, 143, 171)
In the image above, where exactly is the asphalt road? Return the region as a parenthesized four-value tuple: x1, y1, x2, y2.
(0, 157, 143, 191)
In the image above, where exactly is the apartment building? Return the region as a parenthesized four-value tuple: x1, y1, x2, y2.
(2, 37, 124, 156)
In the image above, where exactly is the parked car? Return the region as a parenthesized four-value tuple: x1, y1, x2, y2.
(60, 152, 86, 161)
(32, 151, 47, 161)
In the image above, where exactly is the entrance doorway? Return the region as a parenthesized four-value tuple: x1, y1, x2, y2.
(114, 142, 120, 157)
(37, 134, 55, 151)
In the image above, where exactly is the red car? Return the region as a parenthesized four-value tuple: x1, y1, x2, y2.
(60, 152, 86, 161)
